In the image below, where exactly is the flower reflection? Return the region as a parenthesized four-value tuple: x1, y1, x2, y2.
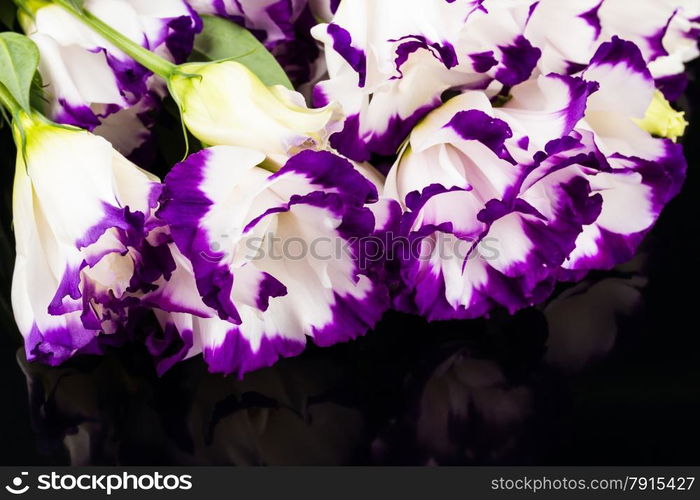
(544, 257, 647, 372)
(377, 349, 535, 465)
(17, 351, 365, 465)
(14, 259, 650, 465)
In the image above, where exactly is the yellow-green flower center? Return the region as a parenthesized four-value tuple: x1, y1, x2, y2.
(634, 91, 688, 141)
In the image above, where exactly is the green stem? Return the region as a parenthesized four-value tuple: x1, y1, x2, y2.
(52, 0, 176, 79)
(0, 82, 23, 117)
(0, 81, 30, 162)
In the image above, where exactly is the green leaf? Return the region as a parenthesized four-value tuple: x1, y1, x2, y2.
(190, 15, 293, 90)
(0, 32, 39, 112)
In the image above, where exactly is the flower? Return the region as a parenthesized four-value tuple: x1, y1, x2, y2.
(384, 37, 687, 320)
(526, 0, 700, 100)
(385, 99, 603, 320)
(553, 38, 687, 274)
(312, 0, 699, 164)
(168, 61, 341, 158)
(10, 112, 169, 365)
(20, 0, 201, 156)
(311, 0, 542, 161)
(153, 146, 389, 376)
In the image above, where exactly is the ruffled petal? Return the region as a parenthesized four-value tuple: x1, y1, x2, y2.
(497, 74, 599, 159)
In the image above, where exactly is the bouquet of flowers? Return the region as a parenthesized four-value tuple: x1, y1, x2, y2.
(0, 0, 696, 379)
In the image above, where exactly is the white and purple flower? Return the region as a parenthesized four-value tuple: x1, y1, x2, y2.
(556, 37, 687, 275)
(10, 113, 170, 365)
(526, 0, 700, 99)
(385, 92, 603, 320)
(152, 146, 389, 376)
(21, 0, 201, 156)
(311, 0, 542, 161)
(385, 37, 687, 320)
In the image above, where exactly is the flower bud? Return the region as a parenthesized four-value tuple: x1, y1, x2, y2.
(169, 60, 341, 156)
